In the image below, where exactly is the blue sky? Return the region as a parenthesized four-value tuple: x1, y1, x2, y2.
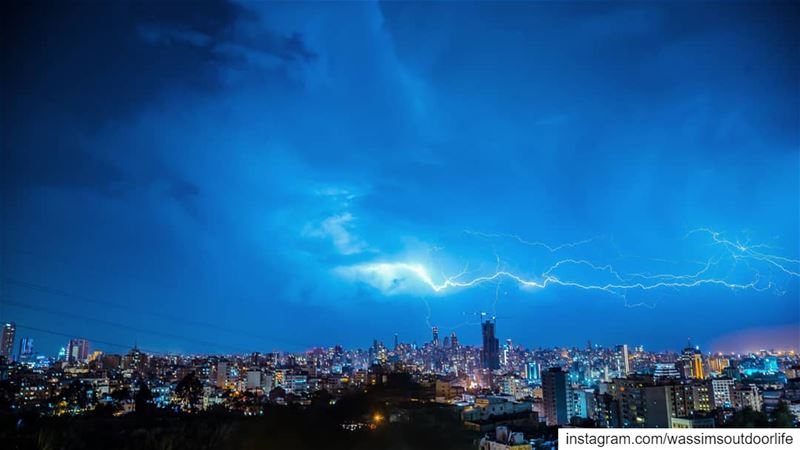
(1, 1, 798, 355)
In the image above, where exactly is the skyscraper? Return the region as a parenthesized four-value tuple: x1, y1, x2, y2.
(1, 323, 16, 361)
(679, 343, 705, 380)
(542, 367, 571, 426)
(480, 319, 500, 370)
(692, 351, 705, 379)
(67, 338, 90, 364)
(526, 361, 541, 383)
(615, 344, 631, 376)
(502, 338, 513, 366)
(678, 339, 705, 380)
(18, 337, 34, 362)
(623, 344, 631, 375)
(431, 326, 440, 348)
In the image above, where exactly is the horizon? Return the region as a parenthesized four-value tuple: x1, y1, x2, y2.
(2, 1, 798, 356)
(5, 319, 798, 358)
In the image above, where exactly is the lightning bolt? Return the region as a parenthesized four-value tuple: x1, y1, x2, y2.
(339, 228, 797, 297)
(463, 229, 599, 252)
(687, 228, 800, 277)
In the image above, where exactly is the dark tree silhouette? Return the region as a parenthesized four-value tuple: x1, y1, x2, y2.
(770, 401, 795, 428)
(134, 378, 153, 414)
(111, 387, 131, 403)
(0, 380, 16, 412)
(727, 407, 770, 428)
(61, 380, 96, 410)
(175, 371, 203, 413)
(570, 416, 596, 427)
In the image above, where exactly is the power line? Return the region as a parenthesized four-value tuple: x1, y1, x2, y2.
(14, 323, 165, 355)
(1, 295, 243, 353)
(2, 276, 289, 347)
(2, 247, 290, 347)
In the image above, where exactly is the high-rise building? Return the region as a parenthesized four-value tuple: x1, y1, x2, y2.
(711, 378, 735, 409)
(572, 388, 596, 419)
(431, 326, 440, 348)
(480, 319, 500, 370)
(216, 361, 232, 388)
(502, 338, 513, 367)
(691, 352, 705, 380)
(611, 377, 671, 428)
(623, 344, 631, 375)
(708, 355, 730, 374)
(246, 369, 263, 390)
(732, 384, 762, 412)
(615, 344, 630, 376)
(526, 361, 541, 383)
(17, 337, 34, 362)
(450, 331, 458, 348)
(67, 339, 90, 364)
(668, 381, 711, 417)
(1, 323, 16, 361)
(542, 367, 571, 426)
(678, 341, 705, 380)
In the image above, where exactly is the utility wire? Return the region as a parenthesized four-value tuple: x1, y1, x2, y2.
(2, 276, 288, 347)
(2, 247, 290, 346)
(14, 323, 166, 355)
(1, 295, 249, 354)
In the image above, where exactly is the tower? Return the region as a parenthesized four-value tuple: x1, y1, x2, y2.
(1, 323, 16, 361)
(615, 344, 631, 376)
(692, 351, 705, 380)
(679, 339, 705, 379)
(480, 318, 500, 370)
(623, 344, 631, 376)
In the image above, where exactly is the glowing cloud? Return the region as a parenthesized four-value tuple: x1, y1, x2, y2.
(338, 229, 798, 297)
(304, 212, 369, 255)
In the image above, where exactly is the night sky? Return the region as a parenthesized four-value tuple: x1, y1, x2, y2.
(1, 1, 798, 356)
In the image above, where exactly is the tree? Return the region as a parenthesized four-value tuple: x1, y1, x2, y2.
(176, 371, 203, 413)
(727, 407, 770, 428)
(0, 380, 17, 412)
(111, 387, 131, 403)
(62, 380, 96, 410)
(570, 416, 596, 428)
(134, 378, 154, 413)
(770, 401, 795, 428)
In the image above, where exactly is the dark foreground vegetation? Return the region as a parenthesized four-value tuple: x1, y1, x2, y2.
(2, 389, 479, 450)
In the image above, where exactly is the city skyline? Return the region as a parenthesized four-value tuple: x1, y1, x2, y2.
(1, 317, 797, 361)
(2, 2, 799, 447)
(2, 1, 799, 354)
